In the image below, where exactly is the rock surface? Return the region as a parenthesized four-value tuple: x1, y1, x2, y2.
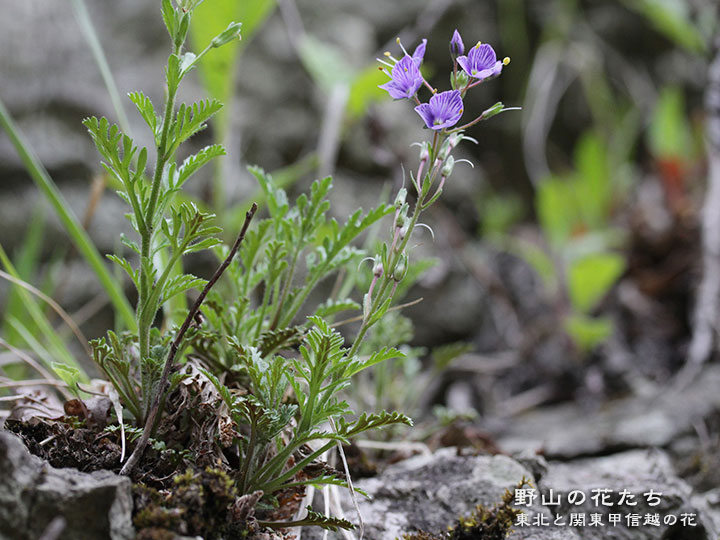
(0, 431, 134, 540)
(304, 446, 715, 540)
(497, 365, 720, 459)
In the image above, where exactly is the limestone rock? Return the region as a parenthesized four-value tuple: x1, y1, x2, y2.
(0, 431, 134, 540)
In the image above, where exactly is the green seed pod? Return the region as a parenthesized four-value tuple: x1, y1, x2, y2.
(392, 253, 409, 282)
(211, 22, 242, 48)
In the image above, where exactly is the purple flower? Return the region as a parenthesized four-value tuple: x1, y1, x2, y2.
(450, 30, 464, 57)
(412, 38, 427, 66)
(414, 90, 464, 130)
(457, 43, 502, 81)
(379, 55, 424, 100)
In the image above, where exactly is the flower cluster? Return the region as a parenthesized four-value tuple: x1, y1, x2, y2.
(378, 30, 510, 131)
(361, 29, 516, 364)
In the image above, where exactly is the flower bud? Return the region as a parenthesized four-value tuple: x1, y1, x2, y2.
(452, 70, 469, 90)
(211, 22, 242, 48)
(441, 156, 455, 178)
(372, 257, 384, 277)
(394, 188, 407, 209)
(450, 29, 465, 58)
(419, 142, 431, 164)
(397, 225, 409, 242)
(393, 254, 409, 282)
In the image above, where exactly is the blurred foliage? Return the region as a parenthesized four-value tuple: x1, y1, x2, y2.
(191, 0, 276, 130)
(479, 0, 715, 357)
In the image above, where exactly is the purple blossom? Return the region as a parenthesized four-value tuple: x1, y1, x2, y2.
(379, 55, 424, 100)
(414, 90, 464, 130)
(457, 43, 502, 81)
(450, 30, 464, 57)
(412, 38, 427, 65)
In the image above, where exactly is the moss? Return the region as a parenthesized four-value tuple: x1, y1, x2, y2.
(134, 466, 242, 538)
(399, 478, 531, 540)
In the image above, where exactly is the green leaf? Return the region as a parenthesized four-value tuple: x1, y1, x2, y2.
(128, 91, 158, 139)
(337, 410, 413, 438)
(250, 166, 289, 220)
(536, 176, 578, 248)
(568, 252, 625, 313)
(161, 273, 207, 304)
(53, 362, 83, 396)
(574, 131, 610, 228)
(171, 98, 223, 150)
(161, 0, 178, 41)
(257, 326, 304, 357)
(348, 64, 388, 118)
(107, 255, 141, 292)
(344, 347, 404, 377)
(280, 507, 355, 532)
(175, 144, 226, 187)
(564, 313, 613, 352)
(648, 86, 694, 161)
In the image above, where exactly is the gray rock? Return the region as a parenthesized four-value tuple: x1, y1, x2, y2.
(303, 447, 533, 539)
(0, 431, 134, 540)
(531, 449, 714, 540)
(498, 365, 720, 459)
(302, 446, 715, 540)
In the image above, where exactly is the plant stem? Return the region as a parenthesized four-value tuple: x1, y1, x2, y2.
(345, 132, 446, 359)
(120, 203, 258, 476)
(138, 78, 180, 361)
(269, 248, 300, 330)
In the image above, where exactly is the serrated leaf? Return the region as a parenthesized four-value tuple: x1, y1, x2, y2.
(171, 99, 223, 151)
(250, 166, 289, 219)
(128, 91, 158, 138)
(161, 273, 207, 304)
(337, 411, 413, 438)
(107, 254, 141, 291)
(257, 326, 304, 357)
(296, 507, 355, 531)
(344, 347, 403, 377)
(176, 144, 226, 187)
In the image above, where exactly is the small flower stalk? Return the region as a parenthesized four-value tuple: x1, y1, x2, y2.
(348, 30, 516, 358)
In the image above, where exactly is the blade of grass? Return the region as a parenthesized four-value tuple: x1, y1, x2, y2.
(0, 337, 73, 400)
(2, 208, 47, 344)
(0, 95, 136, 331)
(70, 0, 132, 135)
(0, 245, 85, 371)
(0, 269, 91, 359)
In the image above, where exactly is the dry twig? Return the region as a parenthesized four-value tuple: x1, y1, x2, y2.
(120, 203, 258, 476)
